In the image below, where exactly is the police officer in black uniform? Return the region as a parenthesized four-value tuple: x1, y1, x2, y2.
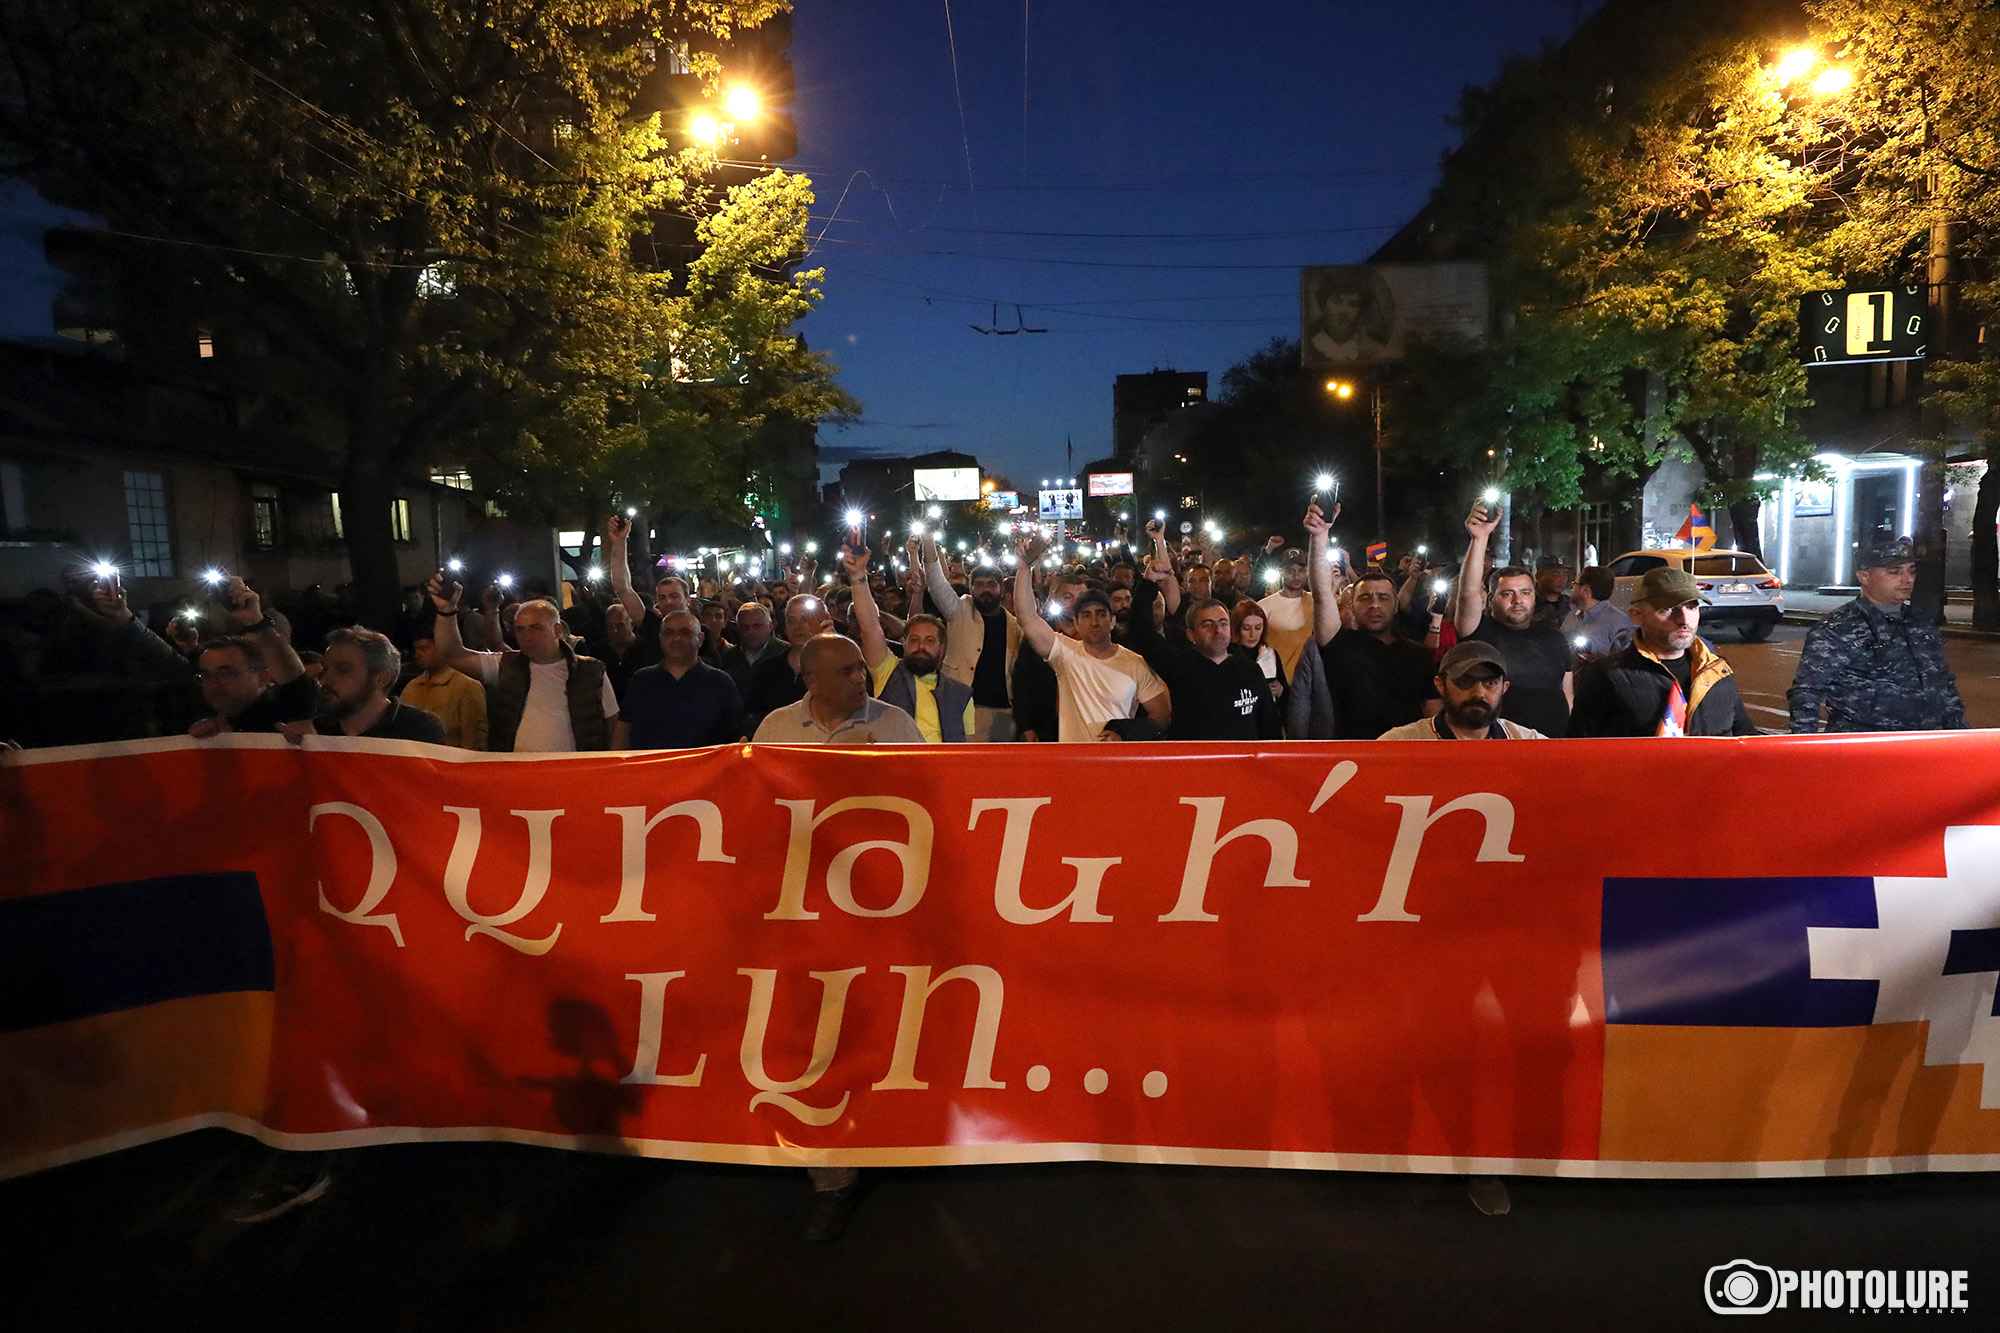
(1788, 537, 1967, 733)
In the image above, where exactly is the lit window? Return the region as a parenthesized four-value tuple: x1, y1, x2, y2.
(390, 498, 412, 543)
(252, 494, 279, 549)
(122, 470, 174, 576)
(430, 469, 473, 491)
(330, 492, 343, 539)
(196, 329, 215, 359)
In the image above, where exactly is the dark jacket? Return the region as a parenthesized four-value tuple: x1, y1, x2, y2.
(1568, 638, 1758, 738)
(1124, 579, 1281, 740)
(1010, 639, 1060, 742)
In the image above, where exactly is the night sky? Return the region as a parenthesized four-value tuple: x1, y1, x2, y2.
(788, 0, 1597, 486)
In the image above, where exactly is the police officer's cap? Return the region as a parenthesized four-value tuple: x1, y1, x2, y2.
(1857, 536, 1915, 570)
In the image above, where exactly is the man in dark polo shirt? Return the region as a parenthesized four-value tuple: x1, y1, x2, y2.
(1304, 501, 1438, 739)
(1449, 502, 1573, 738)
(614, 610, 742, 749)
(283, 627, 446, 744)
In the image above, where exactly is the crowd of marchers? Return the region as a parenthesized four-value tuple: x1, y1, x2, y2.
(0, 501, 1967, 757)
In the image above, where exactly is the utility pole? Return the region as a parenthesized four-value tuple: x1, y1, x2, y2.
(1371, 377, 1386, 552)
(1913, 190, 1959, 625)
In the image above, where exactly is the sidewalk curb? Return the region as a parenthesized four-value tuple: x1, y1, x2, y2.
(1781, 611, 2000, 642)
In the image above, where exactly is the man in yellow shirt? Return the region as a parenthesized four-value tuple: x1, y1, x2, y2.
(398, 633, 489, 750)
(839, 545, 974, 742)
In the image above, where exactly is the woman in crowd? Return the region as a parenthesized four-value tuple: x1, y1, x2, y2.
(1232, 599, 1285, 702)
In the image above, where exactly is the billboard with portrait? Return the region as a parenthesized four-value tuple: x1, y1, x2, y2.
(1300, 263, 1489, 366)
(912, 467, 982, 502)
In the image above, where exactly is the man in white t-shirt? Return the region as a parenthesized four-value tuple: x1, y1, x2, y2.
(1258, 546, 1315, 682)
(424, 574, 619, 751)
(1013, 536, 1170, 741)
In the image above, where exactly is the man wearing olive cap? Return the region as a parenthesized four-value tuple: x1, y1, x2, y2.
(1377, 642, 1549, 739)
(1788, 536, 1966, 733)
(1568, 567, 1758, 737)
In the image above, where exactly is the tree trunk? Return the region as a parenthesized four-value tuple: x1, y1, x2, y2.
(1726, 498, 1762, 560)
(340, 448, 404, 631)
(1973, 457, 2000, 631)
(1911, 439, 1950, 626)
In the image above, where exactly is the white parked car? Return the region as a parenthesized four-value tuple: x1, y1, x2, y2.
(1605, 549, 1784, 641)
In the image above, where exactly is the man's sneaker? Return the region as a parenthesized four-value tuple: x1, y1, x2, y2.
(227, 1157, 332, 1225)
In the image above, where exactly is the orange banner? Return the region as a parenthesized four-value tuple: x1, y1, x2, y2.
(6, 732, 2000, 1180)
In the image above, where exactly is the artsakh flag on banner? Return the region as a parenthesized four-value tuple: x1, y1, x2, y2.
(7, 733, 2000, 1181)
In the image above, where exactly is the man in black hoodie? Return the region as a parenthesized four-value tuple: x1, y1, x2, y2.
(1125, 563, 1282, 741)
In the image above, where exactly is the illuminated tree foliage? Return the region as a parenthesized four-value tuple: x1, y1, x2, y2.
(0, 0, 850, 617)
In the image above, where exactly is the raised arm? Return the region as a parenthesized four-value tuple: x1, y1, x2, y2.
(841, 545, 891, 669)
(1452, 502, 1500, 637)
(423, 570, 491, 674)
(1011, 534, 1057, 658)
(603, 514, 646, 625)
(921, 532, 965, 618)
(218, 576, 303, 683)
(1304, 499, 1344, 644)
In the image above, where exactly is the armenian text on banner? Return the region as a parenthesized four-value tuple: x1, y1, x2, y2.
(6, 734, 2000, 1180)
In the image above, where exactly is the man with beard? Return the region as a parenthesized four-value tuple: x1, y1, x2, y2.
(283, 627, 445, 743)
(842, 545, 973, 743)
(1450, 502, 1573, 737)
(1377, 642, 1548, 740)
(1257, 546, 1315, 683)
(920, 532, 1020, 741)
(1304, 500, 1438, 739)
(1569, 567, 1757, 737)
(1109, 585, 1135, 643)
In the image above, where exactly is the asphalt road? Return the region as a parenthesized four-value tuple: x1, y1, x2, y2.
(6, 1131, 1999, 1331)
(1712, 621, 2000, 730)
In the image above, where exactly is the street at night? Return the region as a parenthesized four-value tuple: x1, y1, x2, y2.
(9, 0, 2000, 1327)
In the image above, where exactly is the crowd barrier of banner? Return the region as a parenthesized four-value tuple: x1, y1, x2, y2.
(6, 732, 2000, 1182)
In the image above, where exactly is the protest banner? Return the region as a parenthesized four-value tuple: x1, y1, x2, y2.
(7, 733, 2000, 1180)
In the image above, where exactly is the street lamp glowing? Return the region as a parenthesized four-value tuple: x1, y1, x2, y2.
(724, 86, 760, 120)
(689, 112, 721, 145)
(1775, 47, 1817, 83)
(1325, 380, 1354, 399)
(1811, 66, 1853, 96)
